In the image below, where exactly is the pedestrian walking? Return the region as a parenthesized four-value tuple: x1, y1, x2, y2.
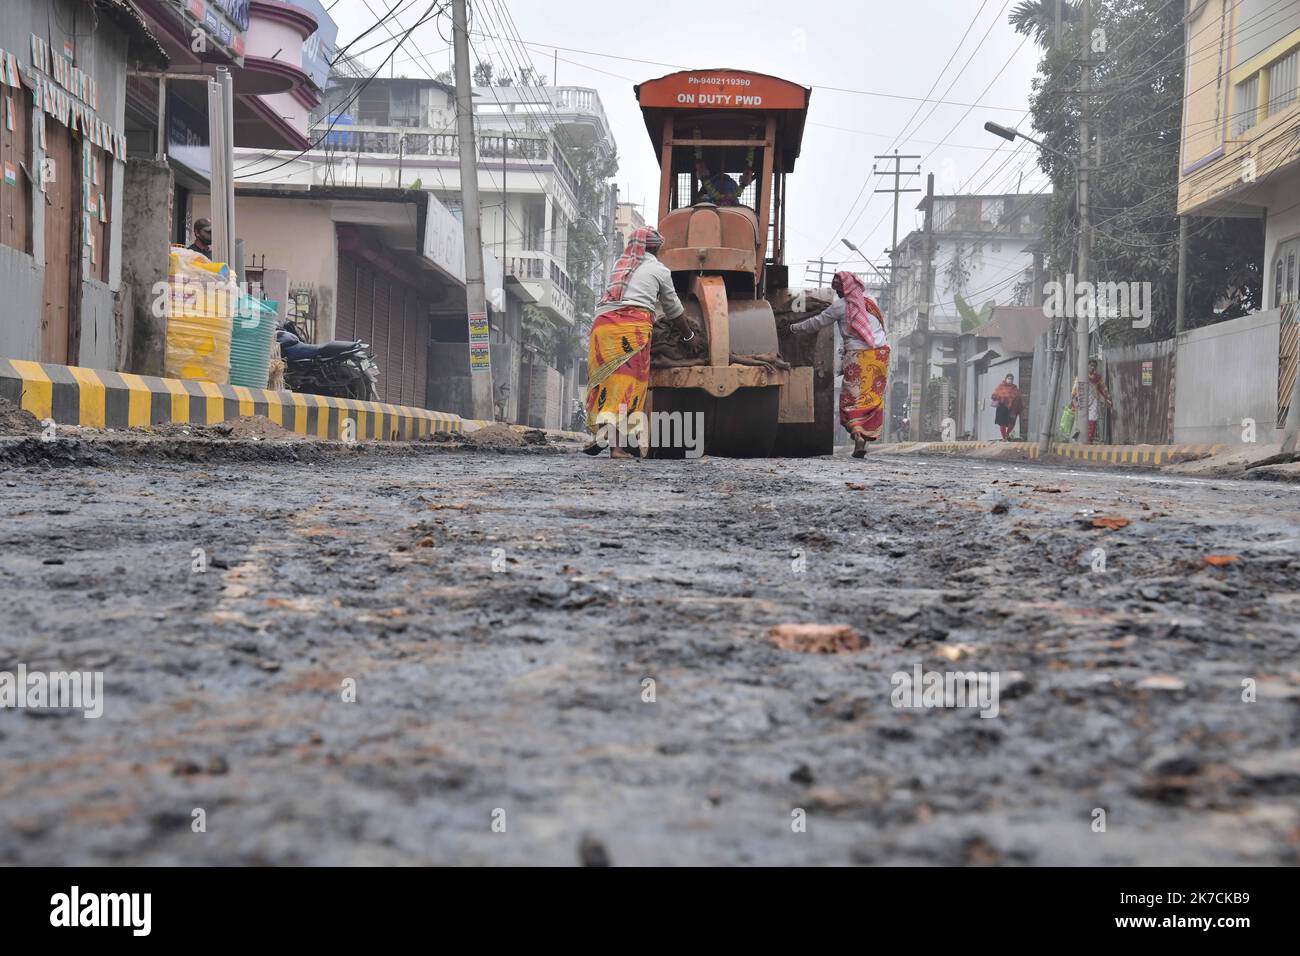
(583, 226, 700, 458)
(991, 374, 1022, 441)
(785, 270, 889, 458)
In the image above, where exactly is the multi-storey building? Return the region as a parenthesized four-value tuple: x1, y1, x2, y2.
(614, 201, 645, 247)
(239, 76, 618, 426)
(1177, 1, 1300, 444)
(1179, 1, 1300, 312)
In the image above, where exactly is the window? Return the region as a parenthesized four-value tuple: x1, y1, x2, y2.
(933, 200, 955, 231)
(980, 198, 1004, 228)
(1268, 49, 1299, 116)
(1234, 74, 1260, 135)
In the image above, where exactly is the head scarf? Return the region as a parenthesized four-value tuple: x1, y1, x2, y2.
(836, 270, 885, 347)
(601, 226, 662, 305)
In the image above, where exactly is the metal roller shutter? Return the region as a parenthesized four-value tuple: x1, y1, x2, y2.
(372, 276, 392, 402)
(335, 253, 358, 341)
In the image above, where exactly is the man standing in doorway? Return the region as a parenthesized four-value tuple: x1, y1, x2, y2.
(187, 218, 213, 259)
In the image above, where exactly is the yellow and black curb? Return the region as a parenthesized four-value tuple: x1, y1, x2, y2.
(0, 359, 462, 441)
(1031, 442, 1224, 466)
(875, 439, 1224, 467)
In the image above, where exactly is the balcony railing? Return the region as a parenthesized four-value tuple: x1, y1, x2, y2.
(550, 86, 610, 130)
(507, 255, 544, 280)
(311, 122, 579, 196)
(506, 251, 577, 323)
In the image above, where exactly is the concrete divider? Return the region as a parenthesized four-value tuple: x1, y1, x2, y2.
(0, 358, 461, 441)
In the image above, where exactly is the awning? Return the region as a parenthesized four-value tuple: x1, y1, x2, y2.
(967, 347, 1002, 365)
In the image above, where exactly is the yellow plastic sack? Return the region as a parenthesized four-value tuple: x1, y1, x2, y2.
(164, 246, 236, 384)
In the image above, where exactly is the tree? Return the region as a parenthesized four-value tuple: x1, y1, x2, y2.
(472, 60, 493, 86)
(1008, 0, 1079, 46)
(521, 304, 586, 370)
(517, 67, 548, 87)
(559, 138, 620, 328)
(1013, 0, 1263, 342)
(955, 293, 996, 332)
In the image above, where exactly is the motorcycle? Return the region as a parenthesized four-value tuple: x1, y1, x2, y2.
(275, 319, 380, 402)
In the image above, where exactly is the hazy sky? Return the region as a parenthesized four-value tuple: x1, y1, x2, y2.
(329, 0, 1047, 282)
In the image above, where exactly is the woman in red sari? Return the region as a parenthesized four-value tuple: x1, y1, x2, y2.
(583, 227, 699, 458)
(991, 374, 1022, 441)
(787, 271, 890, 458)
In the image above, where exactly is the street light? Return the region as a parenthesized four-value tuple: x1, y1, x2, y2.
(840, 238, 891, 286)
(982, 121, 1076, 170)
(984, 118, 1082, 454)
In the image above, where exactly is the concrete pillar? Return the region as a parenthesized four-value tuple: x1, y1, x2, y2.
(544, 195, 554, 256)
(120, 159, 174, 376)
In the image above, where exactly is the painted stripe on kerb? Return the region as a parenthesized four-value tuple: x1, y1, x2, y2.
(9, 360, 53, 420)
(0, 361, 463, 438)
(67, 366, 107, 428)
(231, 385, 256, 418)
(111, 371, 153, 428)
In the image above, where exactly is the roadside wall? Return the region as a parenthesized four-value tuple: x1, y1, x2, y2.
(1174, 309, 1281, 444)
(1, 0, 131, 365)
(194, 194, 338, 340)
(524, 360, 561, 429)
(1104, 338, 1174, 445)
(426, 342, 516, 421)
(0, 245, 43, 360)
(120, 160, 173, 376)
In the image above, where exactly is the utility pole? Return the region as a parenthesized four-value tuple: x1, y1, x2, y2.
(875, 151, 920, 442)
(1038, 289, 1067, 455)
(1174, 216, 1188, 335)
(804, 257, 837, 287)
(452, 0, 494, 420)
(502, 135, 507, 269)
(206, 68, 236, 267)
(1032, 242, 1064, 455)
(874, 151, 921, 319)
(912, 172, 935, 442)
(1076, 0, 1094, 444)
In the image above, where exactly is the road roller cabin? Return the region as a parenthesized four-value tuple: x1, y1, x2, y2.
(635, 69, 836, 457)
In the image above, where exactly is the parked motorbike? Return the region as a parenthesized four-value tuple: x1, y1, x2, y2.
(275, 320, 380, 402)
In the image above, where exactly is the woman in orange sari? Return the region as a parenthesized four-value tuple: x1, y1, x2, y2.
(787, 271, 889, 458)
(583, 226, 700, 457)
